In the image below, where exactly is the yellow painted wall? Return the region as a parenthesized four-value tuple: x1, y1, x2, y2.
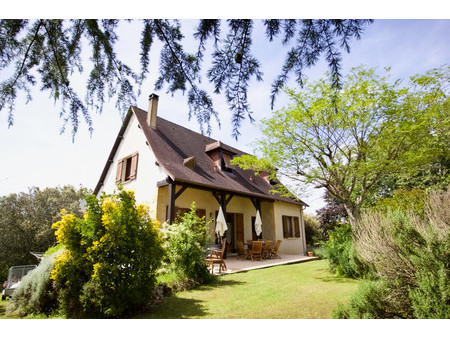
(156, 185, 305, 255)
(157, 186, 268, 244)
(273, 201, 306, 255)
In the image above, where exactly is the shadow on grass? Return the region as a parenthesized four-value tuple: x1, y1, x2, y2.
(139, 279, 245, 319)
(143, 295, 208, 319)
(314, 269, 358, 284)
(195, 278, 245, 291)
(0, 302, 6, 317)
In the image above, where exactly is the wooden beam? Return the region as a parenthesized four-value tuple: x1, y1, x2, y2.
(212, 191, 222, 205)
(225, 193, 234, 206)
(157, 179, 170, 187)
(177, 180, 273, 204)
(168, 180, 176, 224)
(250, 197, 261, 212)
(174, 185, 188, 200)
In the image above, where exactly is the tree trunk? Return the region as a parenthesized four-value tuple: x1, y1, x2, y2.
(344, 204, 361, 228)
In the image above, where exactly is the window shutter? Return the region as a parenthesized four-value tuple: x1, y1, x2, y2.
(294, 217, 300, 238)
(282, 216, 288, 238)
(116, 159, 124, 183)
(196, 209, 206, 219)
(130, 153, 139, 180)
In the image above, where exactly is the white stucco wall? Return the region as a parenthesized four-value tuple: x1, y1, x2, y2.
(97, 114, 168, 219)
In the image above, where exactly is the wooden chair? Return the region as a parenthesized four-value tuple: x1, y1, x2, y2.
(262, 240, 273, 259)
(250, 241, 263, 261)
(236, 240, 249, 260)
(205, 240, 227, 273)
(270, 240, 282, 259)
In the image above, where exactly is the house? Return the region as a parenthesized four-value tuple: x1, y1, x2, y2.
(94, 94, 308, 255)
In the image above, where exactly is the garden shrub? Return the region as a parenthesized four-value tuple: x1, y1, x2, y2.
(303, 213, 321, 246)
(51, 188, 164, 318)
(349, 188, 450, 318)
(324, 223, 370, 278)
(374, 187, 427, 218)
(162, 203, 213, 284)
(7, 249, 61, 316)
(333, 279, 401, 319)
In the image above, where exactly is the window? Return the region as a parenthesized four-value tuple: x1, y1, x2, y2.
(221, 153, 233, 173)
(166, 206, 206, 220)
(116, 152, 139, 183)
(282, 215, 300, 238)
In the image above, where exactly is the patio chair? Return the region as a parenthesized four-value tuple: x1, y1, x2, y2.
(236, 240, 249, 260)
(270, 240, 282, 259)
(205, 240, 227, 273)
(262, 240, 273, 259)
(250, 241, 263, 261)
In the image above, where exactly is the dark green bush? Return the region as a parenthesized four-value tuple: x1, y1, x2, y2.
(162, 203, 213, 284)
(324, 223, 370, 278)
(303, 213, 321, 246)
(7, 250, 60, 316)
(333, 280, 403, 319)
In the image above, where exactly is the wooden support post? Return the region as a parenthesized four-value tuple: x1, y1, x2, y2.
(168, 180, 176, 224)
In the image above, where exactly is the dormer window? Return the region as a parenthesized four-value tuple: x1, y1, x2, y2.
(221, 153, 233, 172)
(205, 141, 236, 173)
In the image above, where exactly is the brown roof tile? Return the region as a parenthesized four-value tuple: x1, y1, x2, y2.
(131, 106, 306, 206)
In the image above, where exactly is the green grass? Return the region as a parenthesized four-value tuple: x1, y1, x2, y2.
(139, 259, 359, 319)
(0, 299, 19, 319)
(1, 260, 358, 319)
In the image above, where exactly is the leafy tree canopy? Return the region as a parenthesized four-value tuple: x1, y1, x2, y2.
(232, 65, 450, 225)
(0, 19, 373, 139)
(316, 189, 349, 238)
(0, 186, 83, 283)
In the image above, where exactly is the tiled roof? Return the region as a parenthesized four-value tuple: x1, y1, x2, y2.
(132, 106, 306, 206)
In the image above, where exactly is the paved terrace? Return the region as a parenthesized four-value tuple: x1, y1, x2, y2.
(210, 254, 319, 275)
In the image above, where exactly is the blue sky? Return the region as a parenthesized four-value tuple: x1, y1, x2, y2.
(0, 18, 449, 214)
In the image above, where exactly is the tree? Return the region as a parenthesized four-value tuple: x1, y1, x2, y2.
(316, 189, 348, 239)
(232, 65, 449, 226)
(0, 19, 373, 139)
(0, 186, 83, 283)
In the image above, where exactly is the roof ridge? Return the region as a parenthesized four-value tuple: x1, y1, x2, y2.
(131, 105, 248, 156)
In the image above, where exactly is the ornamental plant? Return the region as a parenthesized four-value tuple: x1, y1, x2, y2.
(162, 203, 213, 284)
(336, 188, 450, 318)
(51, 188, 164, 318)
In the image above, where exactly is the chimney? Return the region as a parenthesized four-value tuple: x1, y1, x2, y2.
(147, 93, 159, 129)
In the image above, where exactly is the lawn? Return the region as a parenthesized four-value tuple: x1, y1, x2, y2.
(0, 260, 358, 319)
(0, 299, 19, 319)
(139, 259, 359, 319)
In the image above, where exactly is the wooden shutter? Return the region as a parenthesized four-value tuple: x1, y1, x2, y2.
(196, 209, 206, 219)
(129, 153, 139, 180)
(236, 213, 244, 243)
(294, 217, 300, 238)
(116, 159, 124, 183)
(282, 216, 288, 238)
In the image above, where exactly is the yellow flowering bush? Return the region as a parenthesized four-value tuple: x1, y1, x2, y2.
(51, 188, 164, 318)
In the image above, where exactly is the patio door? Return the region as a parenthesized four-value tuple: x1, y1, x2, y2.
(216, 212, 244, 252)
